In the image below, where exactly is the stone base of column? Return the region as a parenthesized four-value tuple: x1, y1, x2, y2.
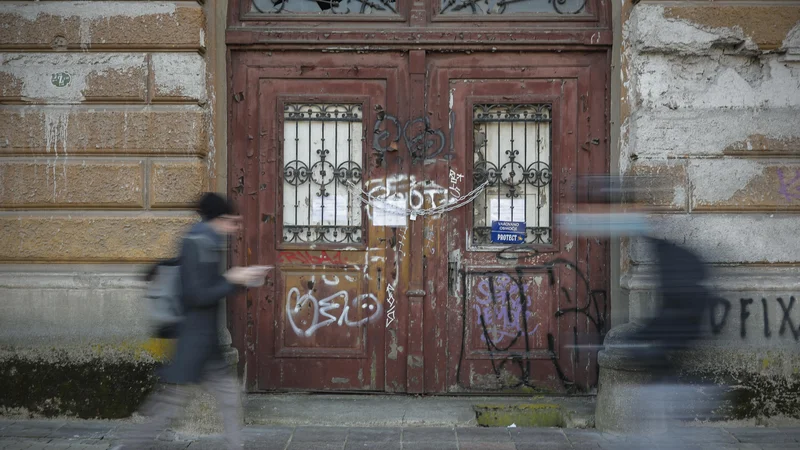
(595, 322, 668, 434)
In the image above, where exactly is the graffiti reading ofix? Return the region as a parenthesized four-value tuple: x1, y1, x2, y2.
(710, 296, 800, 340)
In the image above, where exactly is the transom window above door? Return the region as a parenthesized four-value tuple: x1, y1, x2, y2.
(251, 0, 398, 14)
(282, 103, 365, 245)
(472, 104, 553, 246)
(439, 0, 588, 15)
(247, 0, 590, 16)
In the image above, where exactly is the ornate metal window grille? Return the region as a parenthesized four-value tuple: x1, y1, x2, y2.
(252, 0, 397, 14)
(282, 104, 364, 244)
(472, 104, 552, 246)
(440, 0, 587, 15)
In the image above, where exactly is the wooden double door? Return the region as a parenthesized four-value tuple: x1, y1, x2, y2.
(228, 50, 609, 394)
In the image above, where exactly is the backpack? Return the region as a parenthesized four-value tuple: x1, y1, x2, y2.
(145, 257, 183, 339)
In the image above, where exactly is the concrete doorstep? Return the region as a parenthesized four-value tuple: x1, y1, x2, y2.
(243, 394, 597, 429)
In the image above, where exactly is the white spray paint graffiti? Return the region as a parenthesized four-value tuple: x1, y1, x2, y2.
(396, 226, 407, 259)
(44, 110, 69, 200)
(385, 283, 397, 327)
(321, 275, 340, 286)
(364, 175, 449, 219)
(386, 226, 406, 328)
(286, 287, 382, 337)
(449, 169, 464, 198)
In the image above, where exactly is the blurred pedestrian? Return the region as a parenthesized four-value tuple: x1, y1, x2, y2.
(114, 192, 267, 450)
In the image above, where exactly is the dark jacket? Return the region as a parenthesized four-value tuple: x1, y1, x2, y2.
(632, 237, 711, 350)
(159, 221, 237, 384)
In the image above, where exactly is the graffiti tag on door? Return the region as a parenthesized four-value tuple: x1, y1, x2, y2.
(285, 275, 382, 337)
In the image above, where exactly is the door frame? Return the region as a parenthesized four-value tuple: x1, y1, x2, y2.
(226, 49, 611, 393)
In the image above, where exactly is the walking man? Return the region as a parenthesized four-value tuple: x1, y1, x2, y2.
(115, 192, 266, 449)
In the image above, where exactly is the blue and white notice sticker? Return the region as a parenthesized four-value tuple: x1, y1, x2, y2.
(490, 221, 526, 244)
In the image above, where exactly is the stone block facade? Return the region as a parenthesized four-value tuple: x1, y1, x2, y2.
(605, 0, 800, 427)
(0, 0, 219, 418)
(1, 0, 797, 424)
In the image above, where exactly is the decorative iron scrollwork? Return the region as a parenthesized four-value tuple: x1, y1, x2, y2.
(284, 160, 310, 186)
(282, 104, 364, 244)
(472, 104, 553, 246)
(372, 106, 456, 167)
(335, 161, 363, 185)
(253, 0, 397, 14)
(440, 0, 587, 15)
(525, 161, 552, 188)
(284, 226, 362, 244)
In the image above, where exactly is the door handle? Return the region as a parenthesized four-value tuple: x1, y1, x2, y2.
(448, 261, 459, 297)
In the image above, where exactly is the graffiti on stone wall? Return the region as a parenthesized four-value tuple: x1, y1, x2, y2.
(777, 169, 800, 201)
(710, 297, 800, 340)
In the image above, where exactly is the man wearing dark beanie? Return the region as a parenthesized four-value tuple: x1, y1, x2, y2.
(114, 192, 266, 450)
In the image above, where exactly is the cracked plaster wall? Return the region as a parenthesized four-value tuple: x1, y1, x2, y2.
(619, 2, 800, 418)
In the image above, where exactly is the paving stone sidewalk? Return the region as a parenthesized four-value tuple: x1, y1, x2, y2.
(1, 419, 799, 450)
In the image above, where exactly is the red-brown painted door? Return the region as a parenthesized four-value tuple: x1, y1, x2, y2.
(230, 53, 407, 391)
(426, 54, 610, 393)
(230, 51, 608, 393)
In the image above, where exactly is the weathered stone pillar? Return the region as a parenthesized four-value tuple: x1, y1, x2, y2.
(595, 323, 666, 434)
(598, 0, 800, 429)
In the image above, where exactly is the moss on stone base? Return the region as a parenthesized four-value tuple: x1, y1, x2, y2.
(0, 354, 158, 419)
(474, 403, 564, 427)
(692, 370, 800, 420)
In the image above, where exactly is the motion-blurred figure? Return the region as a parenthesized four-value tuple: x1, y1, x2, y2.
(114, 193, 267, 450)
(562, 175, 720, 431)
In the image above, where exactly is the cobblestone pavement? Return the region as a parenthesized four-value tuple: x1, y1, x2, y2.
(1, 420, 799, 450)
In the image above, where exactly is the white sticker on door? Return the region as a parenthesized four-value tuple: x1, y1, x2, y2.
(312, 194, 352, 225)
(489, 198, 526, 223)
(372, 197, 408, 227)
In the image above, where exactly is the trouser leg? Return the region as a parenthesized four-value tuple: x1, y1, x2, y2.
(202, 365, 244, 449)
(118, 383, 191, 448)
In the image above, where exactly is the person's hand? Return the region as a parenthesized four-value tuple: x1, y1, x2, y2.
(242, 266, 270, 287)
(224, 267, 251, 285)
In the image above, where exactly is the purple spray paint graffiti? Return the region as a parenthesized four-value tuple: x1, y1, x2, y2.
(777, 169, 800, 201)
(474, 275, 539, 345)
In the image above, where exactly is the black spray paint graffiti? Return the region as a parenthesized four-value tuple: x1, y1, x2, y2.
(372, 106, 456, 166)
(710, 297, 800, 340)
(455, 259, 607, 392)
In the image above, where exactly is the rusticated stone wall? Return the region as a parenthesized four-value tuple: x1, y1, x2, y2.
(0, 0, 221, 419)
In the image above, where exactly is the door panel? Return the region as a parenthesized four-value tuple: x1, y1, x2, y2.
(430, 59, 609, 393)
(254, 73, 392, 391)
